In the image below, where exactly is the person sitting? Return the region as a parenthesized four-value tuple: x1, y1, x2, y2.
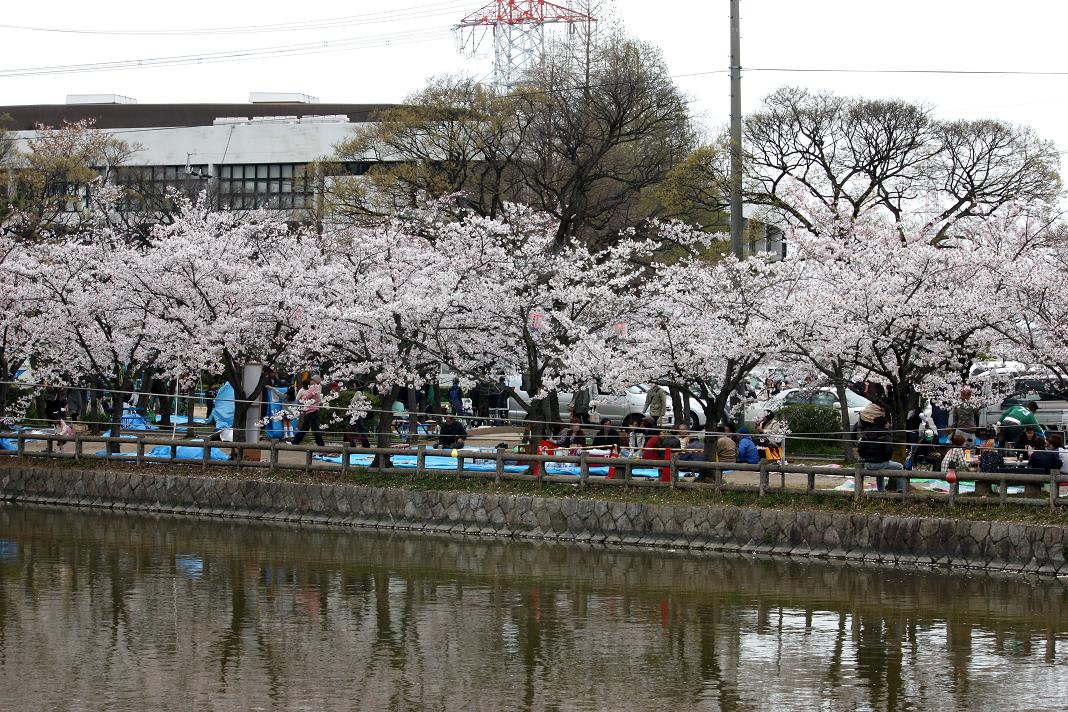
(715, 423, 737, 463)
(591, 419, 621, 449)
(677, 432, 704, 463)
(641, 423, 663, 461)
(557, 416, 587, 449)
(1028, 433, 1064, 473)
(436, 415, 467, 449)
(660, 424, 684, 453)
(855, 395, 904, 492)
(735, 427, 760, 465)
(940, 434, 967, 472)
(1014, 426, 1047, 457)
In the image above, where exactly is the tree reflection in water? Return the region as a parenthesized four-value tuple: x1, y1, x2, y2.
(0, 503, 1066, 711)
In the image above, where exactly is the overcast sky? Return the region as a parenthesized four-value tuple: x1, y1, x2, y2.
(3, 0, 1068, 163)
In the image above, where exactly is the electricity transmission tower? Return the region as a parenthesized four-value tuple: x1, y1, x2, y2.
(455, 0, 594, 89)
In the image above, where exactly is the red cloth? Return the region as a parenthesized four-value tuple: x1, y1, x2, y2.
(642, 435, 662, 461)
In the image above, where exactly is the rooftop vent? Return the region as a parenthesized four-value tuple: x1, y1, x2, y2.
(66, 94, 137, 105)
(248, 92, 319, 104)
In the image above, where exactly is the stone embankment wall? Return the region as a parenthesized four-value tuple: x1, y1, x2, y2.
(1, 465, 1066, 575)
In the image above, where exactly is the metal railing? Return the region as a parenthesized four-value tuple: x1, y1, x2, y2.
(1, 430, 1065, 511)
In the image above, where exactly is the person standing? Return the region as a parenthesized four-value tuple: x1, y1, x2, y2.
(643, 383, 667, 425)
(950, 387, 980, 448)
(292, 374, 325, 447)
(570, 386, 591, 424)
(448, 378, 464, 416)
(997, 400, 1041, 449)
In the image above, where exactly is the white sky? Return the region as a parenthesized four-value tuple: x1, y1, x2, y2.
(3, 0, 1068, 165)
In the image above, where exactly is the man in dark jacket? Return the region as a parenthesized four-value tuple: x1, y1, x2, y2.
(856, 404, 904, 493)
(437, 415, 467, 449)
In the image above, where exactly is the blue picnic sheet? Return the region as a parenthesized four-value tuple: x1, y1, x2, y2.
(543, 462, 663, 478)
(0, 438, 17, 451)
(93, 445, 230, 461)
(391, 454, 529, 473)
(313, 453, 376, 467)
(154, 415, 211, 425)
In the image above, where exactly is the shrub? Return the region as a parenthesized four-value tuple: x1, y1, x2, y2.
(776, 404, 844, 455)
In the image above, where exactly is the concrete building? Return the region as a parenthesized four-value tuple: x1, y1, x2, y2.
(0, 93, 390, 216)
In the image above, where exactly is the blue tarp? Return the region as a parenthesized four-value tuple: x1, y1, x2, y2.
(209, 383, 235, 429)
(0, 438, 16, 451)
(391, 454, 530, 473)
(93, 445, 230, 461)
(264, 389, 284, 440)
(544, 462, 662, 478)
(120, 409, 158, 430)
(313, 453, 375, 467)
(154, 415, 210, 426)
(147, 445, 230, 461)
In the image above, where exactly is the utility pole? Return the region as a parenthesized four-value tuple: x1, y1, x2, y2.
(729, 0, 746, 259)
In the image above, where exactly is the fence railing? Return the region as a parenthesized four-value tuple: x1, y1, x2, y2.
(1, 430, 1065, 511)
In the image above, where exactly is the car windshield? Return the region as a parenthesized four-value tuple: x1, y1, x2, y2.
(845, 390, 869, 408)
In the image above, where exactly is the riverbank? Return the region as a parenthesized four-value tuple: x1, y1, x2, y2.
(2, 460, 1067, 575)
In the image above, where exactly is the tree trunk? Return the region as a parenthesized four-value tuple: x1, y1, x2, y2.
(373, 385, 400, 467)
(109, 390, 124, 455)
(406, 387, 419, 444)
(670, 386, 684, 428)
(833, 373, 854, 464)
(0, 381, 8, 420)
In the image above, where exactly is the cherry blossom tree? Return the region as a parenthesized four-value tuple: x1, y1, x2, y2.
(609, 252, 788, 455)
(129, 197, 318, 442)
(776, 208, 1011, 442)
(30, 232, 160, 447)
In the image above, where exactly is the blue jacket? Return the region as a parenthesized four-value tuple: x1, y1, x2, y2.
(736, 436, 759, 464)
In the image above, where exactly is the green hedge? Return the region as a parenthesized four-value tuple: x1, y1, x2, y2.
(777, 404, 844, 455)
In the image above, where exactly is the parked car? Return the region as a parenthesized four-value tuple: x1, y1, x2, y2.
(745, 387, 871, 429)
(505, 379, 673, 427)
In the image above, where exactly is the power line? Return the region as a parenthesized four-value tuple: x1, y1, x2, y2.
(0, 1, 470, 36)
(0, 29, 452, 78)
(746, 66, 1068, 77)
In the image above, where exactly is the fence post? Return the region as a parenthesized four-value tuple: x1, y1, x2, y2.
(417, 445, 426, 477)
(457, 452, 465, 479)
(806, 471, 815, 493)
(341, 443, 350, 479)
(269, 441, 278, 474)
(306, 447, 313, 475)
(74, 433, 82, 463)
(135, 437, 144, 467)
(714, 461, 723, 493)
(16, 431, 25, 458)
(853, 462, 863, 502)
(1051, 472, 1058, 512)
(579, 450, 589, 490)
(758, 462, 769, 498)
(948, 478, 958, 507)
(45, 433, 54, 456)
(669, 454, 678, 490)
(536, 455, 544, 489)
(201, 439, 209, 471)
(495, 448, 505, 485)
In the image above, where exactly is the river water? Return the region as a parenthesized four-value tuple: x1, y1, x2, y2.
(0, 504, 1065, 711)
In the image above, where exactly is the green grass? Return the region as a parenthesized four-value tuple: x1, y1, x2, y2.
(5, 457, 1068, 527)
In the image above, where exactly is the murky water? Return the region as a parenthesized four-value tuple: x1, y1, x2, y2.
(0, 504, 1066, 711)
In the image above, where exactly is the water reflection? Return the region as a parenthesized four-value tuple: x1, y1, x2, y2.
(0, 503, 1066, 711)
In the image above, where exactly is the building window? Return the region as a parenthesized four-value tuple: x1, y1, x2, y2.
(112, 165, 208, 211)
(217, 164, 312, 210)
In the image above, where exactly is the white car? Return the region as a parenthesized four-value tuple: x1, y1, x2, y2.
(745, 387, 871, 429)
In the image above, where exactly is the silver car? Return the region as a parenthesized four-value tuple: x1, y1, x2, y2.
(506, 382, 673, 426)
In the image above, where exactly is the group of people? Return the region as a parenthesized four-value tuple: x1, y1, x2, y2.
(854, 382, 1068, 494)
